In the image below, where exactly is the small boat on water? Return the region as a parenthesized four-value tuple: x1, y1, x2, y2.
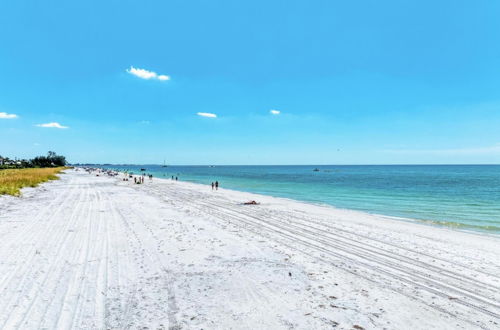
(161, 160, 168, 167)
(140, 168, 146, 171)
(313, 168, 320, 172)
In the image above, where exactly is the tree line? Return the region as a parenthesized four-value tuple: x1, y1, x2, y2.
(0, 151, 67, 169)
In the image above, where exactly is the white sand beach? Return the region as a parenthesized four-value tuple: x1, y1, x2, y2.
(0, 169, 499, 329)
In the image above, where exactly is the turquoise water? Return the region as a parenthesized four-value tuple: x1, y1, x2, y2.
(100, 165, 500, 234)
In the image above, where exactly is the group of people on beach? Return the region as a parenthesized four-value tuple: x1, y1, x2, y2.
(127, 173, 179, 183)
(123, 173, 153, 184)
(211, 181, 219, 190)
(87, 169, 254, 205)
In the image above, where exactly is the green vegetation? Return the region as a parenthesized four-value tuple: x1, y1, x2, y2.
(0, 167, 67, 196)
(0, 152, 69, 196)
(0, 151, 67, 169)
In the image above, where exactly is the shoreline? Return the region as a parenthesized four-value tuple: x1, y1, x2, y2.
(1, 168, 499, 329)
(112, 168, 500, 238)
(145, 172, 500, 242)
(188, 180, 500, 238)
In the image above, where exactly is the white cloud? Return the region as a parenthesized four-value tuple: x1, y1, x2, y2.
(197, 112, 217, 118)
(126, 66, 170, 81)
(36, 122, 69, 129)
(270, 109, 280, 115)
(0, 112, 18, 119)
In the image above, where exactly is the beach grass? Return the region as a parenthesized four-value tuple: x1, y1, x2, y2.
(0, 167, 67, 196)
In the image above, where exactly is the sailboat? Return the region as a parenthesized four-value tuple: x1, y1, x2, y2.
(162, 160, 168, 167)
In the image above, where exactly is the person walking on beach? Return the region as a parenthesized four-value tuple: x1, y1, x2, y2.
(215, 181, 219, 190)
(175, 176, 178, 181)
(211, 182, 214, 190)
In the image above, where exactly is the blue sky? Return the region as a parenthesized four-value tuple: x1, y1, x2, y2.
(1, 0, 499, 164)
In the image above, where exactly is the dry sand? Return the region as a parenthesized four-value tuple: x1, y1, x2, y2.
(0, 169, 499, 329)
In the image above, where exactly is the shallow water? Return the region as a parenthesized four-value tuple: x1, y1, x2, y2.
(99, 165, 500, 234)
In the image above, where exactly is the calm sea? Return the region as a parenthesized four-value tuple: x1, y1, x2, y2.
(98, 165, 500, 234)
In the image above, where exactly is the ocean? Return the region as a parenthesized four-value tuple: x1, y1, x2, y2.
(99, 164, 500, 234)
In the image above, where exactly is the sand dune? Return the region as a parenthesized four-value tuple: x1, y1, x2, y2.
(0, 169, 499, 329)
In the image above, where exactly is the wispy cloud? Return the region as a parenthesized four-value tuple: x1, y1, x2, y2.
(126, 66, 170, 81)
(36, 122, 69, 129)
(381, 144, 500, 155)
(197, 112, 217, 118)
(138, 120, 151, 125)
(270, 109, 280, 115)
(0, 112, 18, 119)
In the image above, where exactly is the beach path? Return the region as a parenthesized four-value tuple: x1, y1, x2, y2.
(0, 169, 499, 329)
